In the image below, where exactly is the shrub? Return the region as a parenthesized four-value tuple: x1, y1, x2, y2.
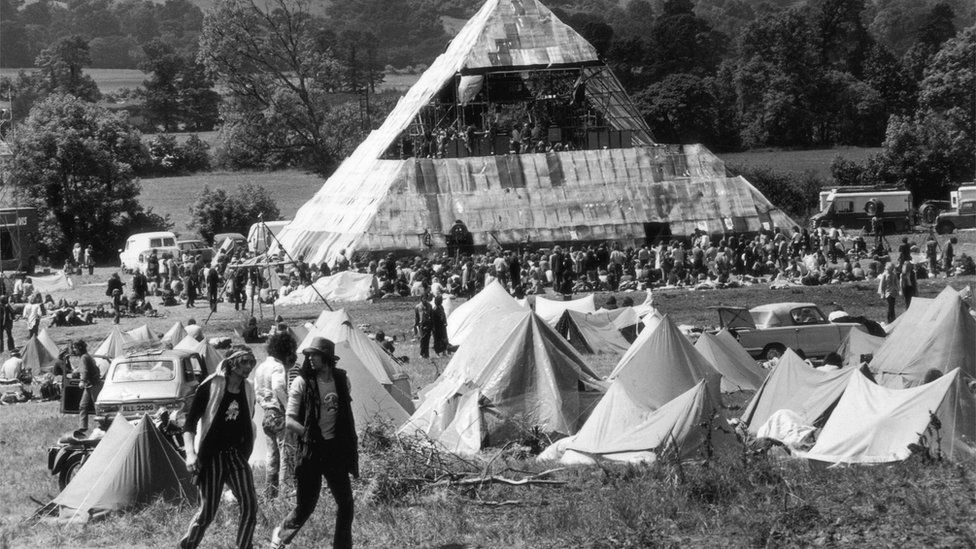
(146, 134, 211, 176)
(728, 164, 825, 222)
(188, 183, 280, 243)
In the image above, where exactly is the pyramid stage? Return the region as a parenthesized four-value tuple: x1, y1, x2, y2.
(275, 0, 795, 264)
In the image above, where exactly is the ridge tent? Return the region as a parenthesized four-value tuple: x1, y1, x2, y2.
(307, 309, 414, 413)
(271, 0, 795, 264)
(884, 297, 933, 334)
(52, 415, 194, 520)
(161, 321, 188, 347)
(334, 340, 411, 429)
(174, 335, 224, 375)
(540, 378, 734, 465)
(124, 325, 159, 345)
(836, 328, 884, 368)
(740, 349, 857, 435)
(398, 309, 605, 454)
(694, 330, 766, 393)
(94, 327, 134, 359)
(870, 286, 976, 388)
(592, 307, 642, 342)
(553, 309, 631, 360)
(275, 271, 377, 306)
(801, 369, 976, 464)
(446, 280, 525, 346)
(608, 314, 719, 410)
(21, 336, 57, 374)
(535, 294, 596, 326)
(37, 329, 61, 359)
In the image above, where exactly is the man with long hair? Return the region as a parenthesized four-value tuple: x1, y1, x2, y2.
(255, 331, 297, 498)
(180, 347, 258, 549)
(271, 337, 358, 549)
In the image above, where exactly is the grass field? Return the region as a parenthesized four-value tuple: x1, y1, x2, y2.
(719, 147, 883, 181)
(0, 260, 973, 547)
(139, 170, 325, 238)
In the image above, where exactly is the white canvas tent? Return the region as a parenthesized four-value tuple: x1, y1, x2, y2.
(398, 309, 605, 454)
(37, 329, 61, 359)
(275, 271, 377, 306)
(553, 309, 631, 359)
(608, 314, 719, 410)
(535, 294, 596, 325)
(801, 369, 976, 464)
(446, 280, 525, 346)
(307, 309, 414, 413)
(161, 321, 188, 347)
(740, 349, 856, 435)
(94, 327, 134, 359)
(540, 378, 734, 465)
(124, 325, 158, 345)
(871, 286, 975, 388)
(174, 335, 225, 375)
(694, 330, 766, 393)
(836, 328, 884, 368)
(31, 270, 73, 293)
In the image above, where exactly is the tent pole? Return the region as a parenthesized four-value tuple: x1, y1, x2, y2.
(261, 217, 333, 311)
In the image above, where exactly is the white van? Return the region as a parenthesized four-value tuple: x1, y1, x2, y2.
(118, 231, 178, 272)
(247, 220, 290, 253)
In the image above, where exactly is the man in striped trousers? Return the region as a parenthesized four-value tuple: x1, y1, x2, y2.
(179, 347, 259, 549)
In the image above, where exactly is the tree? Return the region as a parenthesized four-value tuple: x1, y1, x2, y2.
(177, 62, 220, 131)
(199, 0, 343, 173)
(140, 39, 184, 131)
(188, 184, 279, 242)
(645, 0, 727, 81)
(34, 36, 101, 101)
(7, 95, 161, 258)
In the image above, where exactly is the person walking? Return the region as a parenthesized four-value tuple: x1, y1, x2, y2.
(23, 293, 44, 339)
(414, 293, 433, 359)
(900, 259, 917, 309)
(431, 294, 449, 356)
(270, 337, 358, 549)
(71, 340, 101, 433)
(255, 332, 297, 499)
(0, 296, 15, 352)
(206, 266, 221, 313)
(877, 262, 898, 324)
(179, 347, 258, 549)
(84, 245, 95, 275)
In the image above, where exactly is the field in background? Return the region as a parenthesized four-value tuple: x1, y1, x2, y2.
(139, 170, 324, 237)
(719, 147, 883, 181)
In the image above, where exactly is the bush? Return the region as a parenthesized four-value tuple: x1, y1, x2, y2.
(188, 183, 280, 243)
(728, 164, 825, 222)
(146, 134, 212, 176)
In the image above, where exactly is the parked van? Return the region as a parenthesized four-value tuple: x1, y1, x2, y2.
(810, 188, 913, 233)
(247, 220, 290, 253)
(119, 231, 178, 272)
(950, 184, 976, 209)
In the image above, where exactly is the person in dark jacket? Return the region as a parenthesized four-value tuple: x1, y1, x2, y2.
(71, 340, 101, 433)
(179, 347, 257, 549)
(0, 296, 15, 352)
(414, 293, 433, 359)
(271, 337, 358, 549)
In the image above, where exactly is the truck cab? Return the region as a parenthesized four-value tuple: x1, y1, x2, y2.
(936, 200, 976, 234)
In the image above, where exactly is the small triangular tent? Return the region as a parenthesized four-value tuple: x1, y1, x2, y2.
(446, 280, 525, 346)
(399, 309, 605, 453)
(333, 340, 411, 429)
(305, 309, 414, 413)
(801, 369, 976, 464)
(535, 294, 596, 326)
(553, 309, 631, 358)
(21, 336, 57, 374)
(174, 335, 224, 374)
(837, 328, 884, 368)
(740, 349, 856, 434)
(871, 286, 976, 388)
(608, 314, 719, 410)
(124, 325, 158, 345)
(53, 415, 194, 519)
(162, 321, 188, 347)
(275, 271, 377, 306)
(542, 378, 734, 465)
(37, 329, 61, 359)
(694, 331, 765, 393)
(94, 327, 131, 358)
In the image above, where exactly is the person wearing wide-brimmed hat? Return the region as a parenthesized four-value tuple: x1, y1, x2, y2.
(271, 336, 358, 549)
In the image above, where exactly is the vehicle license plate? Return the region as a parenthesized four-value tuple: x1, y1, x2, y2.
(122, 403, 157, 412)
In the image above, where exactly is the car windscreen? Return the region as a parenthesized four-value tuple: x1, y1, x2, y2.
(111, 360, 176, 382)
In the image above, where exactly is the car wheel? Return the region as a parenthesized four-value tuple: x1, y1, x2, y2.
(936, 221, 954, 235)
(58, 453, 87, 491)
(762, 343, 786, 361)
